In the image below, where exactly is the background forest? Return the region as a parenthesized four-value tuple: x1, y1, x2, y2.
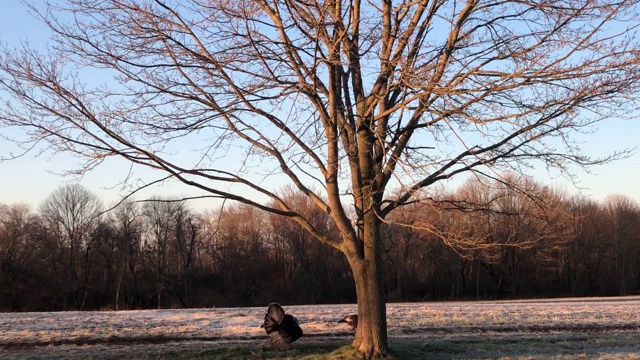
(1, 175, 639, 312)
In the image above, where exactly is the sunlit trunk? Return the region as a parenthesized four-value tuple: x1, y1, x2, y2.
(345, 209, 388, 358)
(352, 261, 388, 357)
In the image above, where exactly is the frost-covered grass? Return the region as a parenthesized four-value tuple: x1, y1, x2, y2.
(1, 296, 640, 359)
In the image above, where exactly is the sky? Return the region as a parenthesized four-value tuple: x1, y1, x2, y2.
(0, 1, 639, 212)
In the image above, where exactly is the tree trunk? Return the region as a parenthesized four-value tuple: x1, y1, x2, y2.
(351, 260, 388, 358)
(115, 265, 124, 310)
(345, 210, 388, 358)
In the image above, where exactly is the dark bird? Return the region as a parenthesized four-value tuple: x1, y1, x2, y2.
(263, 302, 303, 351)
(338, 314, 358, 330)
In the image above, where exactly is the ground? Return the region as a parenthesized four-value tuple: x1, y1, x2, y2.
(1, 296, 640, 359)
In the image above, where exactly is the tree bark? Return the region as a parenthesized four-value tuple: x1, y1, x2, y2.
(351, 260, 388, 358)
(345, 208, 388, 358)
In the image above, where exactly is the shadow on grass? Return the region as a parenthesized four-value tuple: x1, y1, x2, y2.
(122, 334, 640, 360)
(3, 334, 640, 359)
(133, 343, 415, 360)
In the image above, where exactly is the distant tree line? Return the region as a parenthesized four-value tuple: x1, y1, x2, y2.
(1, 177, 639, 312)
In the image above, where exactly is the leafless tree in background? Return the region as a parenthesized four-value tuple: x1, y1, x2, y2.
(39, 183, 102, 309)
(110, 200, 144, 309)
(384, 175, 573, 298)
(212, 204, 272, 303)
(0, 203, 34, 309)
(268, 187, 343, 303)
(2, 1, 640, 355)
(603, 195, 640, 295)
(171, 204, 200, 307)
(142, 198, 184, 308)
(453, 176, 573, 297)
(566, 197, 610, 295)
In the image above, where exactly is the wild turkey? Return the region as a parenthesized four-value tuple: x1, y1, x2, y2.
(338, 314, 358, 330)
(262, 302, 303, 350)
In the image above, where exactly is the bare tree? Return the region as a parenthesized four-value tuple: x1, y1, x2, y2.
(602, 195, 640, 295)
(141, 198, 184, 308)
(212, 203, 271, 304)
(451, 176, 573, 297)
(110, 200, 144, 309)
(268, 187, 342, 303)
(2, 1, 640, 355)
(90, 219, 118, 308)
(566, 197, 610, 295)
(170, 204, 200, 307)
(0, 203, 35, 310)
(38, 183, 103, 309)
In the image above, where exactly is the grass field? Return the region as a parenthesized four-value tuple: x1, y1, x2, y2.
(1, 296, 640, 359)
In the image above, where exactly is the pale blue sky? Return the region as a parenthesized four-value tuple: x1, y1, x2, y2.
(0, 2, 639, 211)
